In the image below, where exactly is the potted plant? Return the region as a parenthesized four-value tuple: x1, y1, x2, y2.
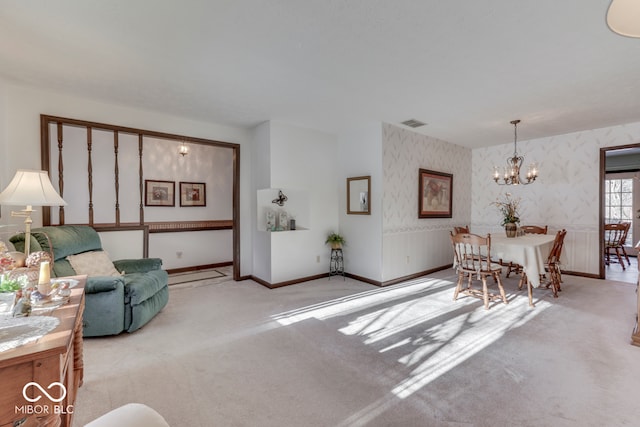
(493, 193, 521, 238)
(325, 232, 346, 249)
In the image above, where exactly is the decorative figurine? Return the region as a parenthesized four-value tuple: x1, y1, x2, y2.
(12, 289, 32, 317)
(266, 210, 276, 231)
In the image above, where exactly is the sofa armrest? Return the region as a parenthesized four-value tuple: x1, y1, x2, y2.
(86, 276, 125, 294)
(113, 258, 163, 274)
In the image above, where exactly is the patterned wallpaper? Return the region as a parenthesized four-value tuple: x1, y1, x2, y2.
(381, 123, 471, 281)
(382, 123, 472, 233)
(472, 121, 640, 275)
(380, 120, 640, 280)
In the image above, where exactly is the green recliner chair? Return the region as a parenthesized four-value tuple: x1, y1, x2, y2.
(11, 225, 169, 337)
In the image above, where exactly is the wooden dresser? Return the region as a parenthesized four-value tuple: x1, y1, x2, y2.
(0, 276, 86, 427)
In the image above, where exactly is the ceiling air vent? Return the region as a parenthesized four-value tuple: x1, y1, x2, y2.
(401, 119, 427, 128)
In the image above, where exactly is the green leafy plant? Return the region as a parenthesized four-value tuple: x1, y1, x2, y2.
(325, 232, 346, 247)
(493, 193, 521, 226)
(0, 277, 23, 293)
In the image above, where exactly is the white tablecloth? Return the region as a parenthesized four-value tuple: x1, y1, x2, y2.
(490, 234, 556, 287)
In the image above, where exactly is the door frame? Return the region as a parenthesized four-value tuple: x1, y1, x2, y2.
(599, 143, 640, 279)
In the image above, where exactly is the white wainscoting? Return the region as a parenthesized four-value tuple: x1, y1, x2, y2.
(382, 227, 454, 282)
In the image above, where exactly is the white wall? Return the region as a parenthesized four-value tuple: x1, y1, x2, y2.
(0, 79, 253, 276)
(471, 121, 640, 275)
(251, 122, 272, 281)
(337, 122, 383, 282)
(382, 123, 472, 282)
(251, 121, 339, 284)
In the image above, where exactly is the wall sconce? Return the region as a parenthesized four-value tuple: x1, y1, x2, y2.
(178, 141, 189, 157)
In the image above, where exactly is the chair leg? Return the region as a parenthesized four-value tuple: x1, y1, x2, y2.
(453, 272, 463, 301)
(548, 268, 560, 298)
(615, 248, 626, 270)
(621, 246, 631, 266)
(518, 272, 528, 291)
(495, 273, 507, 305)
(481, 276, 489, 310)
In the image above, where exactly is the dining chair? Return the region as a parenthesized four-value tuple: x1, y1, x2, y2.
(604, 222, 630, 270)
(450, 232, 507, 309)
(518, 229, 567, 306)
(619, 222, 632, 266)
(520, 225, 548, 235)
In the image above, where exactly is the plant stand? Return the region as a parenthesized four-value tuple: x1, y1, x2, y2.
(329, 248, 344, 280)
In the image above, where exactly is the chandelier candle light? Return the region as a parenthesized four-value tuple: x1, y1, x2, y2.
(493, 119, 538, 186)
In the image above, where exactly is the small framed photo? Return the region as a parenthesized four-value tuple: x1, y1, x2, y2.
(144, 180, 175, 207)
(180, 182, 206, 207)
(419, 169, 453, 218)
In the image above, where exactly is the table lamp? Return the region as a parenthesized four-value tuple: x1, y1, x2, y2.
(0, 169, 67, 255)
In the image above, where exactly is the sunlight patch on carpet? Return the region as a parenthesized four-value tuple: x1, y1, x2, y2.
(272, 275, 551, 399)
(272, 278, 453, 326)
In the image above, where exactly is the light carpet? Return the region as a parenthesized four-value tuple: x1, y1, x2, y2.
(72, 271, 640, 426)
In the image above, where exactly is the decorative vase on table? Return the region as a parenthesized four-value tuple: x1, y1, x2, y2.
(505, 222, 517, 238)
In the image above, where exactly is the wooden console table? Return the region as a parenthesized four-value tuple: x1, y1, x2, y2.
(0, 275, 86, 427)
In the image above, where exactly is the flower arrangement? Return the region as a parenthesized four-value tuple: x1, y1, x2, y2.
(493, 193, 521, 226)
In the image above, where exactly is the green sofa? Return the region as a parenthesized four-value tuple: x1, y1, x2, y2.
(11, 225, 169, 337)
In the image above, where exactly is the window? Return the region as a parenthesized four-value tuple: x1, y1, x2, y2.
(605, 178, 633, 245)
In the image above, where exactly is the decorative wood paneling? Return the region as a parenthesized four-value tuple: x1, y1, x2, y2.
(57, 122, 65, 224)
(87, 126, 94, 225)
(40, 115, 241, 280)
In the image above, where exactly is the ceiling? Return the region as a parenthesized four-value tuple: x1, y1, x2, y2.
(1, 0, 639, 149)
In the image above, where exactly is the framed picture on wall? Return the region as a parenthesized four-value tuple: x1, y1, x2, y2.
(418, 169, 453, 218)
(180, 182, 206, 207)
(144, 180, 175, 207)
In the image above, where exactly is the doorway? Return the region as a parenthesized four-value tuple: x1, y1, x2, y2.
(600, 145, 640, 282)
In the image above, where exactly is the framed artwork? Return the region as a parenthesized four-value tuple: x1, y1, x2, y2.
(144, 180, 175, 207)
(180, 182, 206, 207)
(347, 176, 371, 215)
(418, 169, 452, 218)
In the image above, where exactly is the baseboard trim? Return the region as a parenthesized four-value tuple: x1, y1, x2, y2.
(562, 270, 599, 279)
(248, 265, 455, 289)
(380, 264, 453, 287)
(243, 264, 600, 289)
(166, 261, 233, 275)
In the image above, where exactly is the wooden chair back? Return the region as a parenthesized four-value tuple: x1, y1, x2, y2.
(520, 225, 548, 235)
(620, 222, 631, 245)
(453, 225, 470, 234)
(450, 232, 493, 273)
(547, 229, 567, 265)
(605, 223, 628, 247)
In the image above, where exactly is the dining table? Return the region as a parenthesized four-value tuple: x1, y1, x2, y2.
(490, 233, 556, 287)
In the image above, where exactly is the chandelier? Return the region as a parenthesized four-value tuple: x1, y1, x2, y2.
(493, 119, 538, 186)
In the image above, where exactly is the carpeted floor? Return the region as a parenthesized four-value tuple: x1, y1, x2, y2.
(167, 268, 227, 285)
(73, 270, 640, 426)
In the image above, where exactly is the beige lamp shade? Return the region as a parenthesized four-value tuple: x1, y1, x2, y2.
(0, 169, 67, 207)
(607, 0, 640, 38)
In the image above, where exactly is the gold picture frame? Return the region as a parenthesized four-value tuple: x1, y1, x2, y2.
(418, 169, 452, 218)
